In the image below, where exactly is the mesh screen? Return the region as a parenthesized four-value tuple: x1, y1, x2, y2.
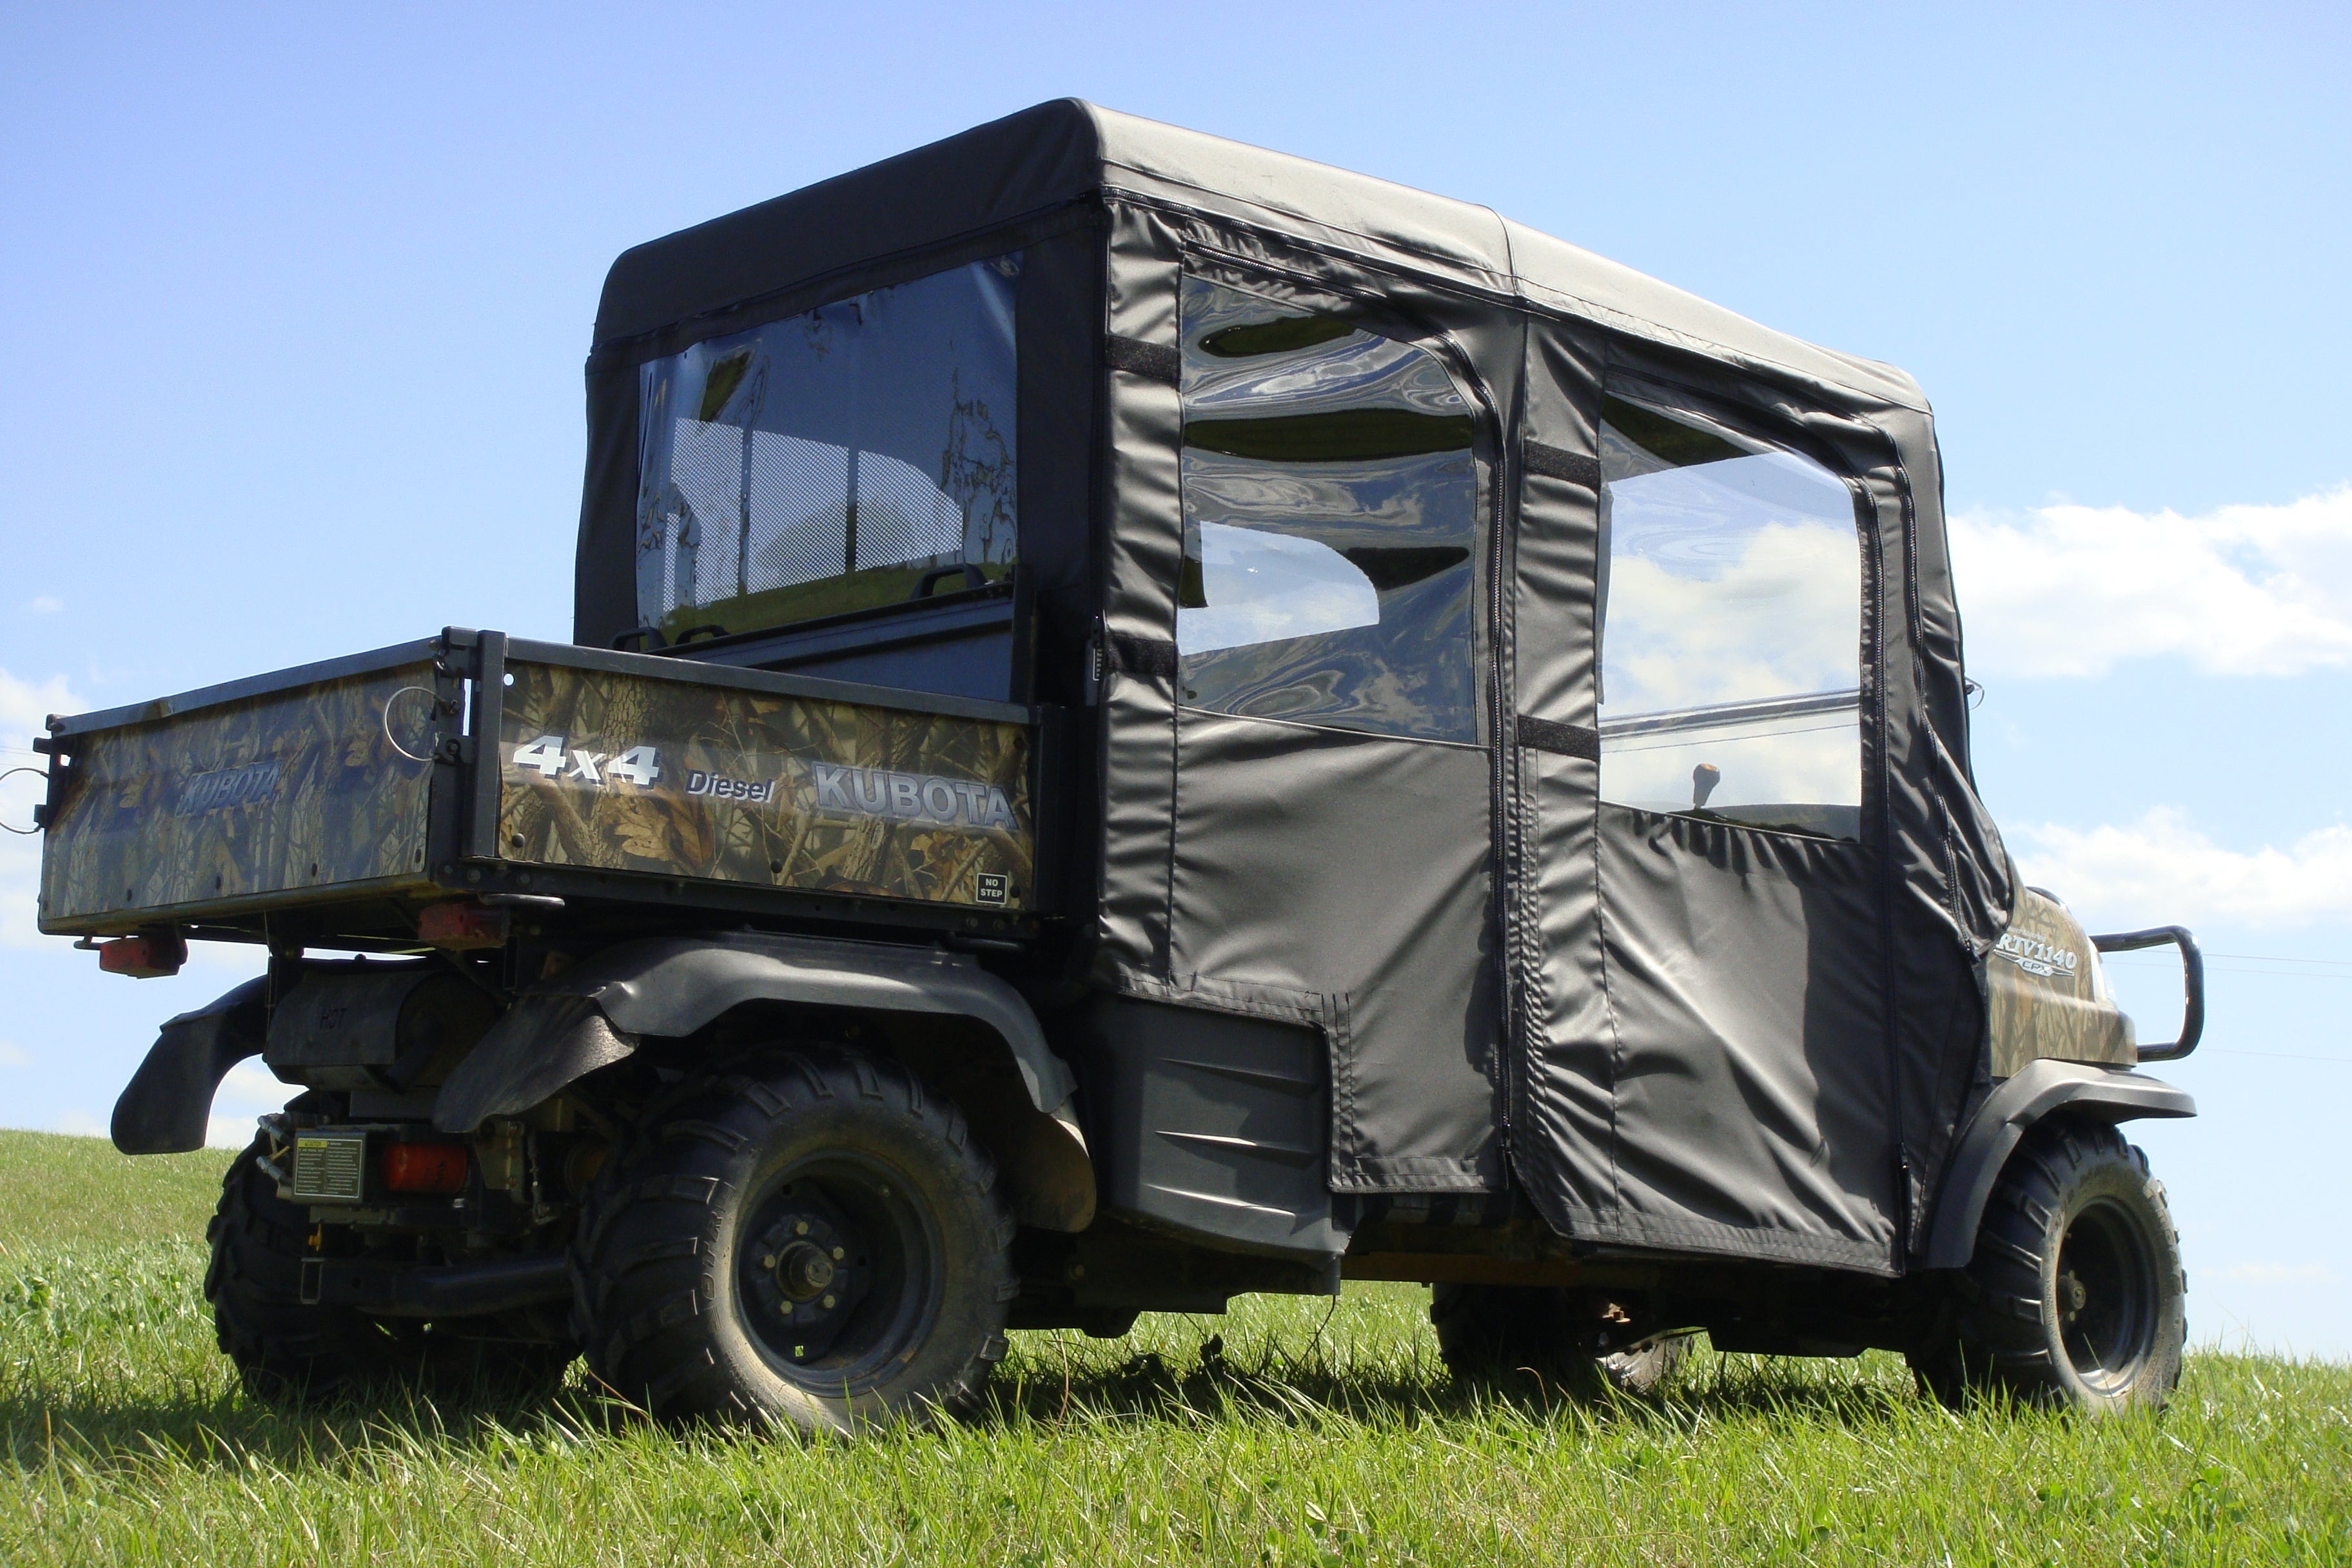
(856, 451, 963, 570)
(746, 434, 850, 590)
(634, 255, 1020, 639)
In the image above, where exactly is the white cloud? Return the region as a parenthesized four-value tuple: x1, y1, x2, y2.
(207, 1115, 259, 1150)
(1607, 520, 1859, 708)
(28, 596, 63, 614)
(2216, 1263, 2335, 1286)
(53, 1109, 106, 1139)
(1179, 523, 1380, 655)
(0, 1041, 29, 1068)
(0, 667, 74, 760)
(1, 668, 83, 950)
(2010, 807, 2352, 929)
(1950, 486, 2352, 678)
(206, 1060, 284, 1147)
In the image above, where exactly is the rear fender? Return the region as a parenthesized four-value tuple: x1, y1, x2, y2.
(434, 932, 1093, 1230)
(1920, 1057, 2195, 1269)
(110, 977, 269, 1154)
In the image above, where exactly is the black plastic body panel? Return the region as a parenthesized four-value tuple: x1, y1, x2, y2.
(1075, 995, 1343, 1258)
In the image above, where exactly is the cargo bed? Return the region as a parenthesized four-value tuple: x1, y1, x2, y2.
(37, 629, 1046, 948)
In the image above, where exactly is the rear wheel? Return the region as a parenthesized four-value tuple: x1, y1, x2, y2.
(206, 1138, 416, 1404)
(206, 1137, 578, 1404)
(1429, 1284, 1690, 1396)
(570, 1046, 1015, 1433)
(1911, 1120, 2185, 1414)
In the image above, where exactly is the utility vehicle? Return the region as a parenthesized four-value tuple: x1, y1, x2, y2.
(35, 102, 2206, 1428)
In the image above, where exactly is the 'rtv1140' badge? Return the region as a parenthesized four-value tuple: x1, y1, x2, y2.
(1992, 927, 2080, 979)
(509, 735, 662, 789)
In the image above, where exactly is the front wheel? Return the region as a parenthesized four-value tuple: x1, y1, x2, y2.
(570, 1047, 1015, 1433)
(1910, 1120, 2186, 1414)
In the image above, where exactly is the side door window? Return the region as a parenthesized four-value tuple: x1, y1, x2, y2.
(1175, 277, 1481, 742)
(1596, 388, 1865, 839)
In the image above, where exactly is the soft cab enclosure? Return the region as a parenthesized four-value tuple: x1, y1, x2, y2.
(573, 100, 2032, 1276)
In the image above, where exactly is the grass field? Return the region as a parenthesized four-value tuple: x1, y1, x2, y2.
(3, 1128, 2346, 1565)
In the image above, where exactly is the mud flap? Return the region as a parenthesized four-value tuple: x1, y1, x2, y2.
(432, 994, 637, 1135)
(110, 977, 270, 1154)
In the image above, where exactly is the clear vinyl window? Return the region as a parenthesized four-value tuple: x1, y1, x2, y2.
(1598, 390, 1863, 839)
(1175, 277, 1480, 742)
(635, 255, 1020, 642)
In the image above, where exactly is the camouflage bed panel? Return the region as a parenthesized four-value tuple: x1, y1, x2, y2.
(39, 664, 443, 933)
(495, 660, 1035, 910)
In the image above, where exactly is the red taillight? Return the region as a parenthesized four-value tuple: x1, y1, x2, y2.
(417, 901, 510, 950)
(380, 1142, 470, 1195)
(95, 930, 187, 977)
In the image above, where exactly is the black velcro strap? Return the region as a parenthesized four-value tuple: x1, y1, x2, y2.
(1106, 333, 1182, 387)
(1106, 631, 1179, 680)
(1523, 441, 1603, 490)
(1516, 714, 1600, 760)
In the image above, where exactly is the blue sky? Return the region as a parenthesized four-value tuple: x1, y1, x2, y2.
(3, 2, 2347, 1352)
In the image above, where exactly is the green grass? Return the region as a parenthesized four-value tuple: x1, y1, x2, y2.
(0, 1130, 235, 1253)
(3, 1129, 2346, 1565)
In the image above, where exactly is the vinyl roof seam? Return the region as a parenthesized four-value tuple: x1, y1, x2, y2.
(1097, 167, 1516, 292)
(1510, 277, 1931, 415)
(1097, 161, 1924, 415)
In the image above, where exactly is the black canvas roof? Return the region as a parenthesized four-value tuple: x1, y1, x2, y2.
(594, 99, 1922, 413)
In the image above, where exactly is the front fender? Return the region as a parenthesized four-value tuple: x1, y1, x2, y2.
(1920, 1058, 2195, 1269)
(110, 976, 269, 1154)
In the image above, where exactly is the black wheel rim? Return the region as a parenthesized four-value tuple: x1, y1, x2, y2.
(2055, 1197, 2157, 1393)
(733, 1152, 942, 1398)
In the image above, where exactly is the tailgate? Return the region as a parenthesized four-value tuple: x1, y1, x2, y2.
(38, 647, 449, 935)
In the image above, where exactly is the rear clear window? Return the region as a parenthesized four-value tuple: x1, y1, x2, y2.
(635, 256, 1020, 641)
(1597, 391, 1863, 839)
(1175, 277, 1480, 742)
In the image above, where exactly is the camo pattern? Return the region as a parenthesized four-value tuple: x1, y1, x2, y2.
(495, 660, 1034, 909)
(38, 665, 444, 934)
(1986, 888, 2135, 1076)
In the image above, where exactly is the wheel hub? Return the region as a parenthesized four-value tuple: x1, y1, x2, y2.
(775, 1239, 838, 1301)
(2056, 1199, 2155, 1389)
(743, 1191, 870, 1359)
(2058, 1268, 2088, 1321)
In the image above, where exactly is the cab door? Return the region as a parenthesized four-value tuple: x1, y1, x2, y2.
(1095, 261, 1509, 1244)
(1509, 346, 1899, 1273)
